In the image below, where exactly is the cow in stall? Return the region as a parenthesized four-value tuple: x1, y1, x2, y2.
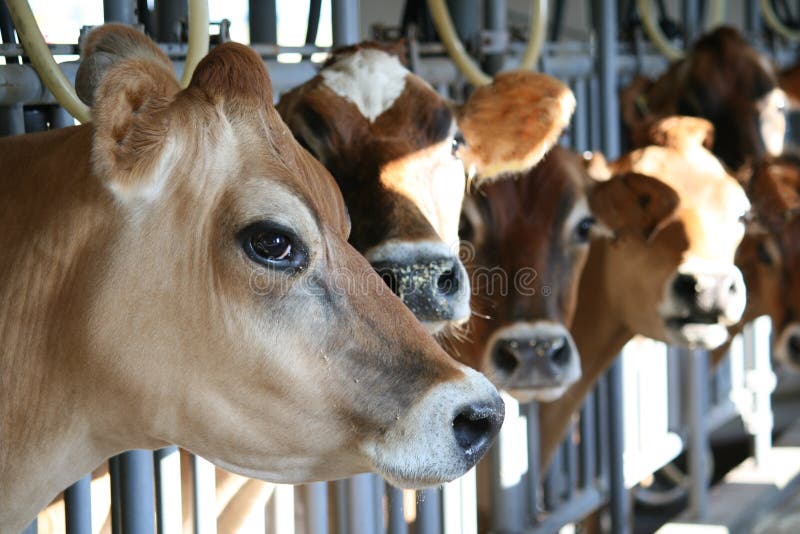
(538, 117, 750, 469)
(37, 41, 582, 532)
(1, 25, 509, 532)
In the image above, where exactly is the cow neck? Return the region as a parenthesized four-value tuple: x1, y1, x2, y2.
(537, 239, 632, 470)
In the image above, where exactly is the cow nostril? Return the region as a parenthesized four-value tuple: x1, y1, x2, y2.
(492, 344, 520, 375)
(378, 269, 399, 296)
(789, 335, 800, 358)
(452, 403, 502, 458)
(672, 273, 698, 301)
(436, 268, 459, 296)
(729, 281, 738, 295)
(551, 339, 571, 367)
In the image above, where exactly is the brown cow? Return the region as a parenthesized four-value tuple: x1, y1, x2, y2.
(539, 117, 750, 467)
(621, 26, 786, 173)
(0, 26, 506, 531)
(277, 43, 575, 334)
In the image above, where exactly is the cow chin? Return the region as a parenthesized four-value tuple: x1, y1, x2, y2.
(663, 320, 730, 349)
(507, 385, 569, 404)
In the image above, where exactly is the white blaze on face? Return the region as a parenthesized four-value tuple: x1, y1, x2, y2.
(321, 49, 409, 123)
(759, 88, 788, 156)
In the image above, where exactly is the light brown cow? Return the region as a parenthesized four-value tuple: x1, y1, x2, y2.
(621, 26, 786, 173)
(539, 117, 750, 467)
(0, 26, 506, 531)
(277, 43, 575, 334)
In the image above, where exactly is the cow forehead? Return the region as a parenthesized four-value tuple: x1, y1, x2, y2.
(320, 48, 409, 123)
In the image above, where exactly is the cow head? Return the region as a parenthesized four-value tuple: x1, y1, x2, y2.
(277, 44, 574, 333)
(743, 155, 800, 369)
(590, 117, 749, 349)
(451, 147, 600, 401)
(75, 25, 503, 489)
(621, 26, 786, 172)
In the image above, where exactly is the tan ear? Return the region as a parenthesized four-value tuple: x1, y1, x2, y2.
(188, 42, 274, 110)
(589, 172, 680, 240)
(456, 70, 575, 183)
(645, 116, 715, 152)
(83, 24, 181, 197)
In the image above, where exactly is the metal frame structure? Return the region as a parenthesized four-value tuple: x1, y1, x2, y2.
(8, 1, 792, 533)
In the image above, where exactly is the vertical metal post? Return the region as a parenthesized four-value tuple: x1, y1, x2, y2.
(526, 402, 541, 517)
(607, 360, 629, 534)
(154, 446, 182, 534)
(744, 0, 761, 36)
(104, 0, 137, 25)
(442, 470, 477, 534)
(305, 483, 329, 534)
(685, 348, 710, 520)
(249, 0, 277, 44)
(332, 0, 360, 46)
(580, 398, 597, 488)
(109, 457, 122, 534)
(0, 105, 25, 136)
(268, 485, 295, 534)
(743, 316, 776, 466)
(415, 488, 441, 534)
(490, 395, 527, 532)
(334, 480, 349, 534)
(64, 475, 92, 534)
(372, 476, 385, 533)
(682, 0, 699, 45)
(119, 450, 156, 534)
(192, 455, 217, 534)
(155, 0, 187, 42)
(346, 474, 378, 534)
(387, 486, 407, 534)
(483, 0, 507, 74)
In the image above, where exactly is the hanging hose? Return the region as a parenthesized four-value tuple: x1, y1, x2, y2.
(427, 0, 547, 86)
(637, 0, 726, 61)
(5, 0, 90, 122)
(180, 0, 210, 87)
(761, 0, 800, 41)
(306, 0, 322, 45)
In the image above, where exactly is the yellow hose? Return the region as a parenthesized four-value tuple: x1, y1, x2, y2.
(180, 0, 210, 88)
(761, 0, 800, 42)
(637, 0, 726, 61)
(5, 0, 91, 123)
(427, 0, 546, 86)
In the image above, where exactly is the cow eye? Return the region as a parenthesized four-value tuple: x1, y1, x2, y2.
(452, 132, 465, 157)
(757, 241, 774, 266)
(459, 213, 474, 242)
(575, 216, 596, 243)
(239, 222, 307, 271)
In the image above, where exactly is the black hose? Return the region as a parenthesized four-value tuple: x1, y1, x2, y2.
(137, 0, 153, 36)
(549, 0, 566, 42)
(0, 0, 20, 64)
(306, 0, 322, 45)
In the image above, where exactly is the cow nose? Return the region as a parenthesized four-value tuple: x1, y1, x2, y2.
(787, 333, 800, 367)
(373, 255, 470, 325)
(670, 265, 746, 324)
(452, 396, 504, 461)
(492, 335, 572, 380)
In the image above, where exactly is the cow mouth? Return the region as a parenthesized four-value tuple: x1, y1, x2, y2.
(663, 314, 729, 349)
(664, 312, 720, 329)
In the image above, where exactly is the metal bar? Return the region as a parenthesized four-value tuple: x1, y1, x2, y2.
(566, 424, 579, 501)
(104, 0, 137, 25)
(580, 397, 597, 489)
(683, 0, 700, 44)
(483, 0, 507, 75)
(0, 104, 24, 135)
(527, 402, 541, 520)
(110, 457, 122, 534)
(524, 486, 606, 533)
(743, 317, 776, 465)
(332, 0, 359, 46)
(346, 474, 378, 534)
(334, 480, 348, 534)
(685, 348, 710, 520)
(305, 483, 329, 534)
(607, 360, 629, 534)
(745, 0, 762, 35)
(119, 450, 156, 534)
(249, 0, 277, 44)
(268, 485, 295, 534)
(490, 395, 527, 531)
(442, 469, 477, 534)
(544, 447, 562, 510)
(415, 488, 441, 534)
(373, 476, 384, 533)
(191, 455, 216, 534)
(64, 475, 92, 534)
(155, 0, 187, 43)
(154, 446, 182, 534)
(387, 486, 407, 534)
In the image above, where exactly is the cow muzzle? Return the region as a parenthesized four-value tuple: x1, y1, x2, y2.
(660, 260, 746, 348)
(364, 367, 503, 488)
(775, 323, 800, 371)
(484, 321, 581, 403)
(367, 241, 471, 332)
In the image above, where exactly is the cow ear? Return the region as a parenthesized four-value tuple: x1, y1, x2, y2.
(80, 24, 181, 197)
(188, 42, 274, 109)
(589, 172, 680, 240)
(646, 116, 715, 152)
(582, 151, 612, 182)
(456, 71, 575, 183)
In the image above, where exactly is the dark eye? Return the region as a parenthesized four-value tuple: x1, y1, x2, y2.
(239, 222, 307, 271)
(757, 241, 774, 266)
(575, 216, 596, 243)
(459, 213, 474, 242)
(452, 132, 465, 157)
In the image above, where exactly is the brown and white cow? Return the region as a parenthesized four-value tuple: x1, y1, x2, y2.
(538, 117, 750, 467)
(0, 26, 506, 531)
(277, 43, 575, 334)
(621, 26, 787, 173)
